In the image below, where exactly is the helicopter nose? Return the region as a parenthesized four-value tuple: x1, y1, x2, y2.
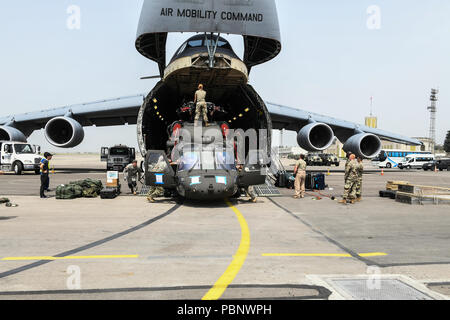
(181, 175, 236, 200)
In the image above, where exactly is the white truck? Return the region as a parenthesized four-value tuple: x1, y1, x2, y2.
(0, 141, 43, 175)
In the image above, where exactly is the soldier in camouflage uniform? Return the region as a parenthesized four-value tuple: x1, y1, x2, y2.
(146, 155, 167, 203)
(124, 160, 143, 195)
(339, 154, 358, 204)
(146, 186, 165, 203)
(344, 152, 352, 183)
(355, 157, 364, 202)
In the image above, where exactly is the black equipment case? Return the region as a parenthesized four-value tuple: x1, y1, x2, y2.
(100, 187, 119, 199)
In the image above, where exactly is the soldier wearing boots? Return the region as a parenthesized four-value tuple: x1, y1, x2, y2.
(339, 154, 358, 204)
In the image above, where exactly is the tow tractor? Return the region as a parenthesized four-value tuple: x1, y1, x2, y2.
(0, 141, 42, 175)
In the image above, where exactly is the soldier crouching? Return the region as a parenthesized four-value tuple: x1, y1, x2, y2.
(146, 186, 165, 203)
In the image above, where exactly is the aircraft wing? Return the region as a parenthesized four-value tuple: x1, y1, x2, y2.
(1, 95, 420, 152)
(266, 102, 422, 146)
(0, 94, 145, 137)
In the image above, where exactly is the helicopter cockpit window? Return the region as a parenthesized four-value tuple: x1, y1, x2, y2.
(216, 151, 236, 171)
(177, 145, 236, 172)
(147, 154, 168, 173)
(178, 151, 201, 172)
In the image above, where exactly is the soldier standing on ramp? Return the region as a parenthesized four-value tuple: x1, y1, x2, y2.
(339, 154, 358, 204)
(356, 157, 364, 202)
(293, 154, 307, 199)
(194, 84, 209, 126)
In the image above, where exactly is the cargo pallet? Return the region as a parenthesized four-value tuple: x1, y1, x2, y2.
(396, 184, 450, 206)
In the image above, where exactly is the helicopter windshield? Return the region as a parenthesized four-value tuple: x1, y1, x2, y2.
(177, 145, 236, 172)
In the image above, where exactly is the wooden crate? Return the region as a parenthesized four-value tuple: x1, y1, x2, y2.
(386, 181, 410, 191)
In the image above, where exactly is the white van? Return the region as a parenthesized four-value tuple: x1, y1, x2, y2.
(0, 141, 42, 175)
(398, 154, 435, 170)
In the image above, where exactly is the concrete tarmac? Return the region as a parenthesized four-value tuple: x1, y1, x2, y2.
(0, 155, 449, 300)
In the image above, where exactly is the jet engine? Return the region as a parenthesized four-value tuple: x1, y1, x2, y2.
(0, 126, 27, 142)
(296, 123, 335, 152)
(343, 133, 381, 159)
(44, 117, 85, 148)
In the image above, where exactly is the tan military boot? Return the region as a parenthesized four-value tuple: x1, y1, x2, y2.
(349, 199, 356, 204)
(147, 196, 155, 203)
(338, 199, 347, 204)
(356, 197, 362, 202)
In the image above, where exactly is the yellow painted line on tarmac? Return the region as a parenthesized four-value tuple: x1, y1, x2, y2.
(262, 252, 388, 258)
(1, 255, 139, 261)
(358, 252, 388, 257)
(263, 253, 352, 257)
(202, 200, 250, 301)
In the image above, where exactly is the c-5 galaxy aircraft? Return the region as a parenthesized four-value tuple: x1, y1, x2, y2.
(0, 0, 420, 200)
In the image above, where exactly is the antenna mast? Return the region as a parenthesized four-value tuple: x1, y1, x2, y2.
(428, 88, 439, 154)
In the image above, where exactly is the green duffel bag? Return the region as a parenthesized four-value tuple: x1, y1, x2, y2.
(56, 184, 83, 200)
(85, 179, 103, 193)
(82, 187, 98, 198)
(69, 179, 103, 196)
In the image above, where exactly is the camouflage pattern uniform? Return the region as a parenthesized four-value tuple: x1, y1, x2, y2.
(344, 158, 351, 182)
(146, 158, 167, 202)
(356, 160, 364, 199)
(146, 186, 165, 200)
(242, 186, 257, 202)
(343, 159, 359, 201)
(124, 163, 143, 193)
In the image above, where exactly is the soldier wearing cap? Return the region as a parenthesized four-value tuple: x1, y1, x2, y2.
(39, 152, 53, 198)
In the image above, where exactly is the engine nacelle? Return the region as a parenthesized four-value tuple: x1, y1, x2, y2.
(0, 126, 27, 142)
(297, 123, 335, 152)
(343, 133, 381, 159)
(45, 117, 84, 148)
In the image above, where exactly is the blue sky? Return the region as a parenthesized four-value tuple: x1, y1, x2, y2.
(0, 0, 449, 152)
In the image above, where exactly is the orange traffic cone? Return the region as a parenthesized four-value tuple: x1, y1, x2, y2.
(381, 169, 384, 176)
